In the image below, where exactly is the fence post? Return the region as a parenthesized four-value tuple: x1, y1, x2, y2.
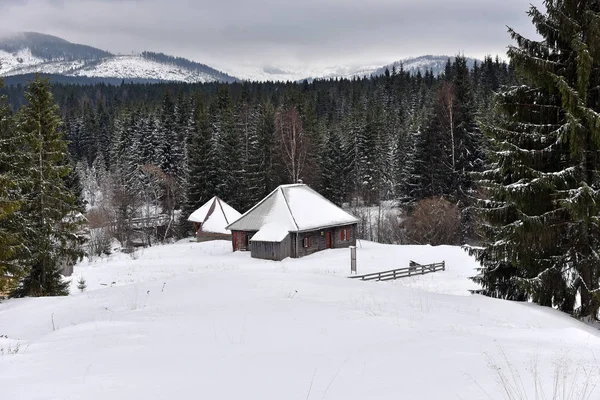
(350, 246, 357, 275)
(442, 261, 445, 271)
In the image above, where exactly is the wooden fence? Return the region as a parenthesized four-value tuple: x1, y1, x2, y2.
(348, 261, 445, 282)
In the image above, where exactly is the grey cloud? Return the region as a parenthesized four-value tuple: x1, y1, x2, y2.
(0, 0, 544, 74)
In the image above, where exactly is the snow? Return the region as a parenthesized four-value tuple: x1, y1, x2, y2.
(228, 184, 358, 233)
(201, 210, 230, 234)
(188, 197, 242, 234)
(218, 199, 243, 226)
(187, 200, 214, 223)
(285, 184, 358, 231)
(2, 240, 600, 399)
(0, 49, 45, 73)
(227, 55, 473, 82)
(250, 223, 290, 242)
(0, 50, 223, 83)
(228, 186, 299, 232)
(71, 55, 216, 82)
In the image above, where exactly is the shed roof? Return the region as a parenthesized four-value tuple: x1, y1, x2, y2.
(226, 184, 358, 233)
(188, 197, 241, 234)
(250, 223, 290, 242)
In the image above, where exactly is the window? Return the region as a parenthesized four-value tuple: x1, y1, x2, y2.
(340, 228, 351, 241)
(303, 236, 311, 248)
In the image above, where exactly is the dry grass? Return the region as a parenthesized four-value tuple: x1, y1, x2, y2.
(484, 349, 600, 400)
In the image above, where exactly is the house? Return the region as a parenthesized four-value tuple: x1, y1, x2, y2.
(226, 184, 358, 261)
(188, 197, 242, 242)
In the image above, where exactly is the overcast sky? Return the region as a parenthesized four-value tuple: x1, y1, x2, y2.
(0, 0, 544, 76)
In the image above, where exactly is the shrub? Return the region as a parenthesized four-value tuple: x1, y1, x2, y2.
(402, 197, 460, 246)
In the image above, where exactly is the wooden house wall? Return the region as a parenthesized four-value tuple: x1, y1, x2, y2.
(234, 224, 357, 260)
(293, 223, 357, 258)
(197, 232, 232, 243)
(332, 224, 357, 249)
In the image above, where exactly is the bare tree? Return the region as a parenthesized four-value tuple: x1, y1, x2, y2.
(276, 105, 307, 183)
(439, 82, 457, 173)
(139, 164, 179, 241)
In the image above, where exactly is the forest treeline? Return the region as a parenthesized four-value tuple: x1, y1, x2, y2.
(2, 55, 513, 245)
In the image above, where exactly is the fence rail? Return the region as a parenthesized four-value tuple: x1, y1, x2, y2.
(348, 261, 445, 282)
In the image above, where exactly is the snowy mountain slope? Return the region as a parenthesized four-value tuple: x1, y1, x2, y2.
(371, 55, 480, 77)
(232, 63, 383, 83)
(309, 55, 481, 81)
(0, 31, 111, 61)
(1, 240, 599, 400)
(0, 32, 237, 83)
(68, 55, 229, 82)
(234, 55, 481, 82)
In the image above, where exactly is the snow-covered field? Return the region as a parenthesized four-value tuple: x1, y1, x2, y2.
(2, 240, 600, 399)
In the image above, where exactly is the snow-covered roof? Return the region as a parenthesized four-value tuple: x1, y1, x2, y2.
(188, 197, 241, 234)
(250, 223, 290, 242)
(226, 184, 358, 234)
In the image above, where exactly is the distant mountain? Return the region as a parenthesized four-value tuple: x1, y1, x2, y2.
(0, 32, 237, 84)
(305, 55, 481, 82)
(0, 32, 112, 61)
(371, 55, 480, 77)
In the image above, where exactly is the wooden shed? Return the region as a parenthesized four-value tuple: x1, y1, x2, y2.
(187, 197, 241, 242)
(226, 184, 358, 261)
(249, 223, 292, 261)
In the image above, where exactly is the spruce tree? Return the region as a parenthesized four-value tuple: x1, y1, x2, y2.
(320, 128, 347, 205)
(181, 92, 213, 231)
(12, 77, 85, 297)
(0, 78, 25, 293)
(472, 0, 600, 319)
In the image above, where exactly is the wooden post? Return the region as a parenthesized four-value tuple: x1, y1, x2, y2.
(442, 261, 445, 271)
(350, 246, 357, 275)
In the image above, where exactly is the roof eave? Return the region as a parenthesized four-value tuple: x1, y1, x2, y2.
(232, 220, 358, 233)
(295, 220, 359, 233)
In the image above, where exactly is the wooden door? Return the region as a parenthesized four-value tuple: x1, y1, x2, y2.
(326, 231, 332, 249)
(240, 232, 248, 250)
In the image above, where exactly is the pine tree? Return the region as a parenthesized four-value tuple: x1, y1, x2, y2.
(472, 0, 600, 319)
(12, 77, 85, 297)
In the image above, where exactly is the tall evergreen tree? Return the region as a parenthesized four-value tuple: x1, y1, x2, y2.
(472, 0, 600, 319)
(12, 78, 85, 297)
(0, 78, 25, 293)
(320, 128, 347, 205)
(181, 92, 214, 229)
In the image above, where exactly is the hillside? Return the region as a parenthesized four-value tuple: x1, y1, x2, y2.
(314, 55, 481, 81)
(237, 55, 482, 82)
(1, 240, 598, 399)
(0, 32, 237, 84)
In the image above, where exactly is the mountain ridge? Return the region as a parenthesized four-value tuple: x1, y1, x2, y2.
(0, 32, 237, 84)
(0, 32, 482, 85)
